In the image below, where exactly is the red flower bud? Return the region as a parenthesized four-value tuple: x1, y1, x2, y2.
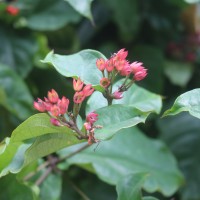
(73, 91, 85, 104)
(48, 89, 59, 103)
(50, 105, 60, 117)
(84, 122, 92, 130)
(57, 96, 69, 115)
(113, 91, 123, 99)
(33, 98, 46, 112)
(86, 111, 98, 125)
(73, 78, 84, 92)
(96, 58, 106, 71)
(100, 77, 110, 88)
(50, 118, 61, 126)
(6, 5, 19, 16)
(82, 84, 94, 97)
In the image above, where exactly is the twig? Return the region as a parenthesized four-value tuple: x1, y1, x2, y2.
(35, 166, 52, 186)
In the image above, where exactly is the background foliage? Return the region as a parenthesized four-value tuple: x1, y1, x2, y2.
(0, 0, 200, 199)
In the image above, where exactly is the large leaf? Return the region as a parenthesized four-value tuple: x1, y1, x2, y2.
(42, 49, 106, 91)
(157, 113, 200, 200)
(16, 0, 81, 31)
(0, 64, 33, 120)
(94, 105, 149, 140)
(116, 172, 148, 200)
(0, 174, 36, 200)
(0, 114, 82, 177)
(59, 127, 184, 196)
(86, 79, 162, 114)
(163, 89, 200, 119)
(0, 27, 37, 78)
(65, 0, 94, 21)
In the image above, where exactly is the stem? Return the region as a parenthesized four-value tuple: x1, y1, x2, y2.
(24, 143, 90, 183)
(70, 180, 91, 200)
(73, 103, 81, 123)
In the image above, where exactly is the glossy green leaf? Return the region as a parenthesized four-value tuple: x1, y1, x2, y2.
(158, 113, 200, 200)
(0, 174, 36, 200)
(116, 172, 148, 200)
(94, 105, 149, 140)
(0, 114, 82, 177)
(59, 127, 184, 196)
(0, 64, 33, 120)
(164, 60, 193, 87)
(65, 0, 94, 21)
(16, 0, 81, 31)
(0, 27, 37, 78)
(163, 89, 200, 119)
(42, 49, 106, 91)
(86, 79, 162, 114)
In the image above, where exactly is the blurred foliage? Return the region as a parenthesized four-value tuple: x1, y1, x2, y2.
(0, 0, 200, 199)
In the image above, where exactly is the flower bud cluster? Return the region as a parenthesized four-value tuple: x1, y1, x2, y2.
(96, 48, 147, 102)
(84, 112, 100, 144)
(34, 89, 69, 126)
(73, 78, 94, 104)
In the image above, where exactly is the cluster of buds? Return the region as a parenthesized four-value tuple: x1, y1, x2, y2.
(96, 48, 147, 103)
(84, 112, 101, 144)
(73, 78, 94, 104)
(34, 80, 100, 145)
(34, 89, 69, 126)
(6, 5, 19, 16)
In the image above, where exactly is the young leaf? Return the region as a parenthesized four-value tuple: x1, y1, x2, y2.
(163, 89, 200, 119)
(42, 49, 106, 91)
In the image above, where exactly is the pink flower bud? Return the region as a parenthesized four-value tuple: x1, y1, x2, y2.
(6, 5, 19, 16)
(115, 48, 128, 60)
(130, 62, 147, 81)
(115, 59, 128, 71)
(57, 96, 69, 115)
(86, 111, 98, 124)
(73, 91, 85, 104)
(73, 78, 84, 92)
(50, 118, 61, 126)
(48, 89, 59, 103)
(33, 98, 46, 112)
(120, 63, 132, 76)
(82, 84, 94, 97)
(113, 91, 123, 99)
(134, 70, 147, 81)
(50, 105, 60, 117)
(96, 58, 106, 71)
(100, 77, 110, 88)
(84, 122, 92, 130)
(105, 59, 115, 72)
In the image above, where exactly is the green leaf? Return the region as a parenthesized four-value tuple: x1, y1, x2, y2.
(164, 60, 194, 87)
(65, 0, 94, 21)
(0, 26, 37, 78)
(163, 89, 200, 119)
(59, 127, 184, 196)
(0, 64, 33, 120)
(158, 113, 200, 200)
(0, 113, 82, 177)
(86, 79, 162, 114)
(16, 0, 81, 31)
(94, 105, 149, 140)
(143, 197, 159, 200)
(0, 174, 36, 200)
(42, 49, 106, 91)
(116, 172, 148, 200)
